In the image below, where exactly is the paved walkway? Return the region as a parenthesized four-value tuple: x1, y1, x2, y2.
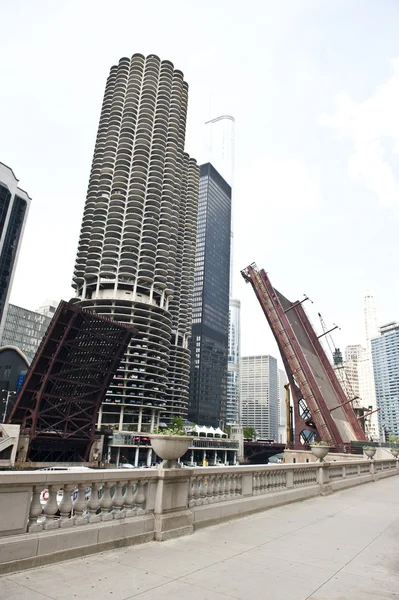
(2, 476, 399, 600)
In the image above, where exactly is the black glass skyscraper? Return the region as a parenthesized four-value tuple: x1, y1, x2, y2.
(189, 163, 231, 427)
(0, 164, 31, 340)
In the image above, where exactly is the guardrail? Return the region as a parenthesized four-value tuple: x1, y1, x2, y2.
(0, 457, 397, 574)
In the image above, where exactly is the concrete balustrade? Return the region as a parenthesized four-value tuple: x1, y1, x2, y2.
(0, 458, 398, 574)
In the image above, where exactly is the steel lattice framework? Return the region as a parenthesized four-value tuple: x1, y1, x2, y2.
(242, 264, 366, 450)
(8, 301, 136, 461)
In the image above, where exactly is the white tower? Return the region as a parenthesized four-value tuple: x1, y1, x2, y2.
(73, 54, 199, 428)
(364, 290, 378, 354)
(360, 291, 379, 440)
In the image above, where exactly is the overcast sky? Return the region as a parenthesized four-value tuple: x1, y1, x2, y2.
(1, 0, 399, 363)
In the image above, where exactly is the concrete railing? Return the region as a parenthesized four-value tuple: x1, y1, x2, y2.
(0, 458, 397, 574)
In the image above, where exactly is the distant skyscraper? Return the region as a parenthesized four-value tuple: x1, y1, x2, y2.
(345, 344, 366, 363)
(36, 300, 58, 319)
(372, 322, 399, 439)
(362, 290, 379, 439)
(0, 303, 52, 359)
(72, 54, 199, 439)
(277, 368, 287, 443)
(332, 344, 377, 439)
(204, 115, 235, 188)
(204, 115, 241, 424)
(226, 298, 240, 424)
(0, 163, 31, 340)
(364, 290, 378, 354)
(189, 163, 231, 427)
(240, 355, 279, 440)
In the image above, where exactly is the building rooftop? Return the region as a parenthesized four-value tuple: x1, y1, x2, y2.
(379, 321, 399, 334)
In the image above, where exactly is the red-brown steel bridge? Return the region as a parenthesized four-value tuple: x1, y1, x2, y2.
(241, 264, 367, 451)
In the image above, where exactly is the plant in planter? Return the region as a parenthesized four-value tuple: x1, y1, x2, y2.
(150, 417, 193, 468)
(363, 445, 377, 459)
(310, 440, 330, 462)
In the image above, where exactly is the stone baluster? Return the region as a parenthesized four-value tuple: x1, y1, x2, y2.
(222, 476, 229, 500)
(133, 480, 146, 514)
(232, 474, 237, 497)
(111, 481, 125, 519)
(213, 475, 221, 502)
(28, 485, 44, 532)
(261, 472, 267, 493)
(207, 475, 215, 504)
(231, 475, 237, 497)
(194, 477, 201, 506)
(123, 481, 136, 517)
(43, 485, 60, 530)
(220, 475, 227, 501)
(73, 483, 88, 525)
(87, 483, 101, 522)
(236, 475, 242, 497)
(253, 473, 259, 495)
(100, 481, 114, 521)
(215, 475, 224, 502)
(223, 475, 229, 499)
(58, 484, 74, 528)
(230, 474, 236, 498)
(199, 477, 207, 505)
(188, 478, 197, 508)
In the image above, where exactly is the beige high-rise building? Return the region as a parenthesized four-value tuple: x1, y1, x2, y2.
(334, 343, 378, 441)
(240, 355, 279, 440)
(72, 54, 199, 443)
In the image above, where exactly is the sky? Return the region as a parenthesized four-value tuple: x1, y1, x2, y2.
(1, 0, 399, 365)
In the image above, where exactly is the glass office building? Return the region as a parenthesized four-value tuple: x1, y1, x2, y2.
(240, 355, 279, 440)
(203, 116, 241, 426)
(189, 163, 231, 427)
(226, 298, 240, 423)
(371, 322, 399, 439)
(0, 303, 52, 359)
(0, 163, 31, 340)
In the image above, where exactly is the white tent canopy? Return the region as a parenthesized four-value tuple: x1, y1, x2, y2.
(188, 424, 227, 438)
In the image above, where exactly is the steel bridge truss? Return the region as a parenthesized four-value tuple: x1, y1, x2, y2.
(241, 264, 366, 449)
(8, 301, 136, 461)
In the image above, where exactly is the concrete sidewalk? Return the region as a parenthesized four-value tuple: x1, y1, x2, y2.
(1, 476, 399, 600)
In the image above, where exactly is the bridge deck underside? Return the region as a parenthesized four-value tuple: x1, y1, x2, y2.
(8, 301, 135, 461)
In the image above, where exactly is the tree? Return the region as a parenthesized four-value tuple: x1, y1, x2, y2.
(243, 427, 256, 440)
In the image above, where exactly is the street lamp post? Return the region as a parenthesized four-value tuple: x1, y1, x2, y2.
(2, 390, 16, 422)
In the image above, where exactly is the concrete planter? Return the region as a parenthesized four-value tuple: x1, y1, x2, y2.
(364, 448, 376, 459)
(310, 445, 330, 462)
(150, 435, 193, 468)
(391, 448, 399, 458)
